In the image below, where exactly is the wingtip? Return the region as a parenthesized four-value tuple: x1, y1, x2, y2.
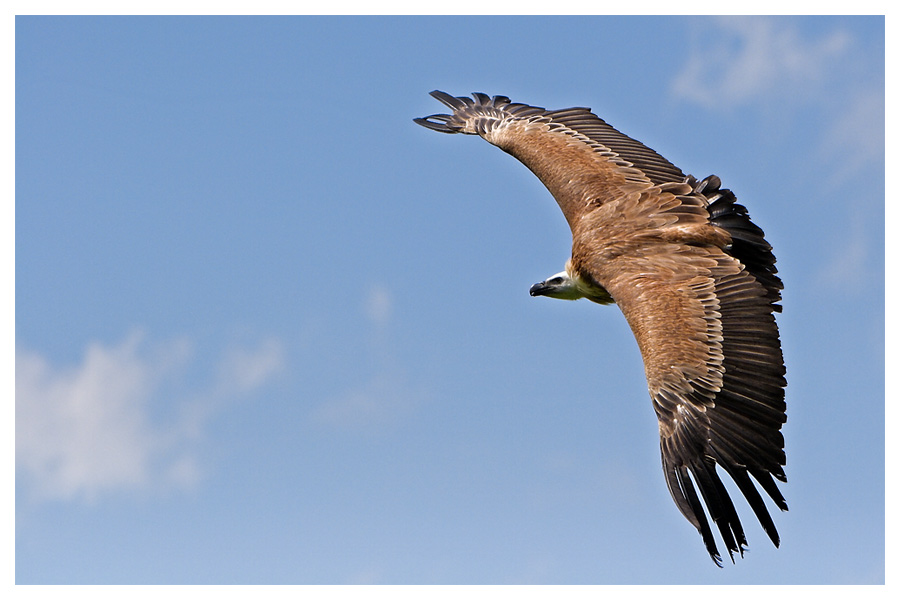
(413, 115, 457, 134)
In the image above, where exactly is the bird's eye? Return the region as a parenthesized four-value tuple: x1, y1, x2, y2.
(549, 277, 565, 285)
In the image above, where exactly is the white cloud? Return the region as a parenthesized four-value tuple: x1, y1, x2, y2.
(16, 330, 284, 503)
(671, 17, 851, 109)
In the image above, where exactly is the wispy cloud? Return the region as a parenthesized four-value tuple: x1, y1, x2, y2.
(671, 17, 883, 185)
(216, 337, 285, 394)
(671, 17, 851, 110)
(816, 87, 885, 186)
(312, 284, 425, 431)
(813, 213, 871, 293)
(16, 330, 284, 503)
(364, 283, 392, 330)
(312, 370, 420, 431)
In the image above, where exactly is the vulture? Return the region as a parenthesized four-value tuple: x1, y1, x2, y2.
(415, 91, 787, 566)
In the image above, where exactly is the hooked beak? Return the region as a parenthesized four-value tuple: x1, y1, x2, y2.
(529, 281, 551, 297)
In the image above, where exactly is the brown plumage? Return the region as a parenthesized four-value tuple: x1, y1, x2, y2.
(415, 91, 787, 566)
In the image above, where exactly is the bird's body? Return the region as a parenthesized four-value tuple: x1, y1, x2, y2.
(415, 91, 787, 566)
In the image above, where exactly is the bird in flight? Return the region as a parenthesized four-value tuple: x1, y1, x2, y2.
(415, 91, 787, 566)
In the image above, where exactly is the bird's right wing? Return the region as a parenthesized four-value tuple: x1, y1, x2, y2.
(415, 91, 686, 232)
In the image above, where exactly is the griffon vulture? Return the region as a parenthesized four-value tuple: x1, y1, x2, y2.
(415, 91, 787, 566)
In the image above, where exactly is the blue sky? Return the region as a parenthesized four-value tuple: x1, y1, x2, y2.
(14, 15, 885, 585)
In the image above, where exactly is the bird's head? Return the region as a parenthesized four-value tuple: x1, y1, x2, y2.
(529, 271, 586, 301)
